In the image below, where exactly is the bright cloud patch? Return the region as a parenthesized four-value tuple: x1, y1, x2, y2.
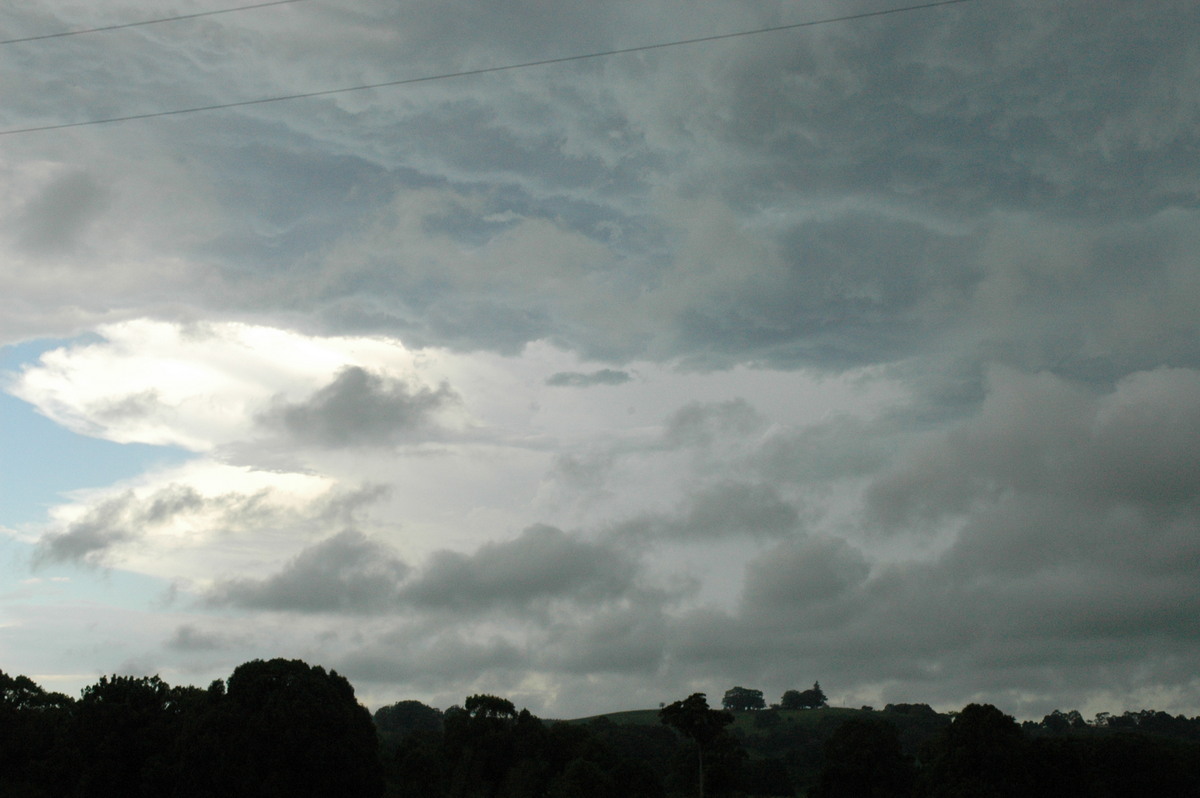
(8, 320, 437, 450)
(31, 460, 345, 580)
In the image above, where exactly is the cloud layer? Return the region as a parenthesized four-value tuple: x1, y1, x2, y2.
(2, 0, 1199, 720)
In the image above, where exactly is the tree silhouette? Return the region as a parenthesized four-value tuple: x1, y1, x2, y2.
(721, 686, 765, 711)
(811, 717, 914, 798)
(782, 682, 827, 710)
(659, 693, 737, 798)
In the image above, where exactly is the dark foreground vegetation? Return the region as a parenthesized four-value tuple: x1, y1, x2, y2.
(4, 661, 1200, 797)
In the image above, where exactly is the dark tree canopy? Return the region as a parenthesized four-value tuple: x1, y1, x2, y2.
(4, 665, 1200, 798)
(660, 693, 735, 747)
(70, 674, 189, 798)
(374, 699, 443, 735)
(660, 693, 742, 798)
(782, 681, 828, 710)
(811, 717, 915, 798)
(918, 703, 1031, 798)
(463, 693, 518, 720)
(182, 658, 384, 798)
(722, 685, 766, 711)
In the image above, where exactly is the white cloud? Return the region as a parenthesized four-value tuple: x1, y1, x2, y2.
(30, 459, 343, 580)
(8, 319, 446, 450)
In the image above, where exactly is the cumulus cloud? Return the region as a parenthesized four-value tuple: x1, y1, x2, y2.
(653, 366, 1200, 713)
(868, 367, 1200, 528)
(400, 525, 637, 612)
(33, 482, 291, 568)
(259, 366, 458, 447)
(28, 461, 351, 578)
(615, 481, 800, 543)
(206, 529, 411, 614)
(33, 491, 142, 567)
(202, 523, 640, 619)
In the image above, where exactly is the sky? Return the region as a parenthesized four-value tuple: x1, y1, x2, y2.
(1, 0, 1199, 721)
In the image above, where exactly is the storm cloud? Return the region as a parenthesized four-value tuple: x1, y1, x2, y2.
(3, 0, 1199, 720)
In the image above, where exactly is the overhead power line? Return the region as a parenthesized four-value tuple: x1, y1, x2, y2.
(0, 0, 313, 46)
(0, 0, 979, 137)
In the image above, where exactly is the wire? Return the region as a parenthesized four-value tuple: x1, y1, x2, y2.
(0, 0, 313, 46)
(0, 0, 979, 137)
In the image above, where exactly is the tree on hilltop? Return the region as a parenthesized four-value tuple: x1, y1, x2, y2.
(722, 686, 766, 711)
(781, 682, 827, 710)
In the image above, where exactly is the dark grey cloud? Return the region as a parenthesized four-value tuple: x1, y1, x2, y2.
(669, 212, 980, 371)
(7, 2, 1198, 383)
(14, 170, 107, 254)
(867, 367, 1200, 529)
(612, 480, 800, 544)
(338, 632, 526, 690)
(748, 417, 894, 485)
(669, 481, 799, 541)
(206, 529, 410, 614)
(545, 369, 632, 388)
(400, 524, 636, 612)
(205, 524, 639, 618)
(33, 492, 139, 567)
(640, 527, 1200, 717)
(166, 624, 229, 652)
(259, 366, 457, 447)
(741, 536, 870, 616)
(537, 604, 669, 676)
(268, 3, 1199, 374)
(642, 367, 1200, 715)
(661, 399, 767, 449)
(33, 484, 216, 566)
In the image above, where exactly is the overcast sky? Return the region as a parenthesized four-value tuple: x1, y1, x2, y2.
(2, 0, 1199, 721)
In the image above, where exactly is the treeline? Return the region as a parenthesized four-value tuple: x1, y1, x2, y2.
(0, 660, 382, 798)
(374, 689, 1200, 797)
(4, 662, 1200, 797)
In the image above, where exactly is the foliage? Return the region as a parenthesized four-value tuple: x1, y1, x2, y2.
(659, 693, 743, 797)
(781, 682, 827, 710)
(916, 703, 1032, 798)
(659, 693, 735, 747)
(810, 717, 914, 798)
(722, 685, 766, 711)
(0, 669, 74, 797)
(3, 664, 1200, 798)
(186, 658, 384, 798)
(70, 675, 189, 798)
(376, 699, 444, 734)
